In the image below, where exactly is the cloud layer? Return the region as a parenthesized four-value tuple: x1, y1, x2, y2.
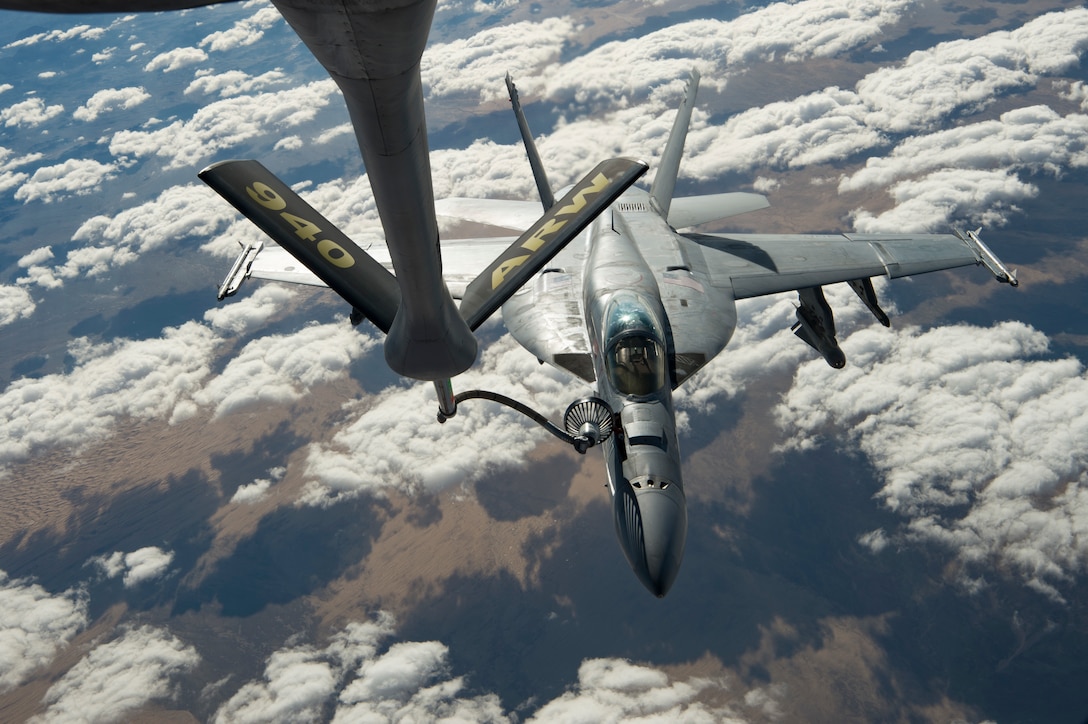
(0, 572, 87, 694)
(0, 287, 371, 472)
(90, 546, 175, 588)
(776, 322, 1088, 601)
(34, 625, 199, 723)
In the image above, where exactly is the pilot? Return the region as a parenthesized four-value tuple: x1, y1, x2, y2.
(613, 338, 657, 395)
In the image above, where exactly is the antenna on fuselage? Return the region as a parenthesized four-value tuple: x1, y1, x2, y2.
(506, 73, 556, 211)
(649, 69, 700, 220)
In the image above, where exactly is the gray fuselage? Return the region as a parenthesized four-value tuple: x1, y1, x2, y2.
(578, 188, 738, 596)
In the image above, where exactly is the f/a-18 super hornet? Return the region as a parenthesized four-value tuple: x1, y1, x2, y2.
(202, 71, 1017, 596)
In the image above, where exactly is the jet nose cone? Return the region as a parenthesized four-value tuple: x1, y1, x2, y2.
(638, 489, 686, 597)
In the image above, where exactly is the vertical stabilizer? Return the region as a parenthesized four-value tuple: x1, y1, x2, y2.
(506, 73, 556, 211)
(650, 70, 700, 220)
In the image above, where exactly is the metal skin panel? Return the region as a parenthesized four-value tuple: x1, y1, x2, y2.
(501, 243, 595, 382)
(615, 195, 738, 386)
(501, 187, 741, 390)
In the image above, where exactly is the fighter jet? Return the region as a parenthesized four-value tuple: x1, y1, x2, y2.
(204, 72, 1017, 596)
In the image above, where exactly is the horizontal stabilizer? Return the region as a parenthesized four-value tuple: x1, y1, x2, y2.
(459, 157, 649, 330)
(668, 192, 769, 228)
(435, 198, 542, 231)
(199, 159, 401, 333)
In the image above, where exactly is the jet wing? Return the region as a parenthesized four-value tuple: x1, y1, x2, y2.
(241, 236, 516, 299)
(684, 231, 984, 299)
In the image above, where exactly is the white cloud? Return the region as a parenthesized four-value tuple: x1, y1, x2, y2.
(18, 245, 54, 268)
(854, 8, 1088, 133)
(2, 147, 45, 170)
(143, 46, 208, 73)
(121, 547, 174, 587)
(676, 6, 1088, 189)
(841, 105, 1088, 194)
(0, 285, 362, 471)
(73, 87, 151, 122)
(217, 614, 760, 722)
(0, 284, 35, 328)
(849, 167, 1038, 232)
(141, 46, 206, 72)
(34, 625, 199, 724)
(231, 466, 286, 504)
(191, 319, 377, 419)
(300, 334, 591, 504)
(0, 146, 42, 195)
(3, 24, 106, 50)
(90, 547, 175, 588)
(0, 322, 221, 470)
(203, 285, 297, 336)
(214, 614, 396, 724)
(1058, 79, 1088, 110)
(536, 0, 921, 104)
(1, 97, 65, 128)
(332, 640, 507, 723)
(92, 47, 116, 64)
(424, 0, 951, 108)
(432, 6, 1088, 213)
(0, 572, 87, 694)
(185, 69, 288, 98)
(107, 80, 337, 169)
(776, 322, 1088, 602)
(199, 6, 283, 53)
(13, 158, 119, 204)
(274, 135, 304, 151)
(215, 613, 508, 723)
(684, 87, 882, 178)
(0, 170, 27, 195)
(422, 17, 577, 101)
(30, 183, 239, 283)
(526, 658, 749, 723)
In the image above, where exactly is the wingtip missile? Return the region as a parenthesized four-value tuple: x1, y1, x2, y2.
(955, 227, 1019, 287)
(216, 239, 264, 300)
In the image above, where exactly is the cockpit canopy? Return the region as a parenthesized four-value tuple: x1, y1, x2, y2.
(603, 293, 667, 397)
